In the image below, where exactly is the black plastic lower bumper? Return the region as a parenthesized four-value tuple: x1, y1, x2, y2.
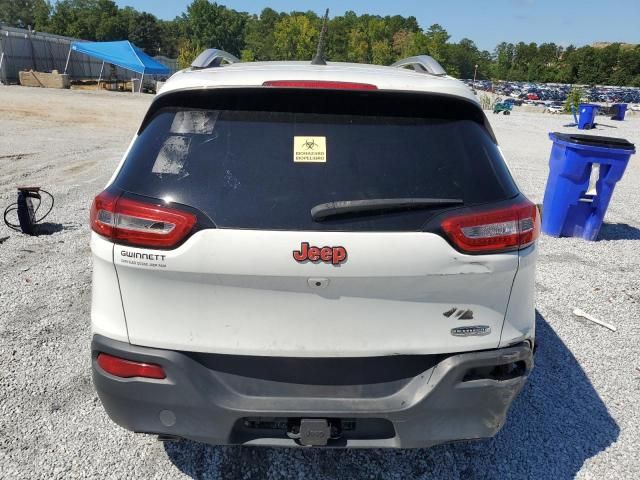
(91, 335, 533, 448)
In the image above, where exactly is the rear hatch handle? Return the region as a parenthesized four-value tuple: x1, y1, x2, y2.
(310, 198, 463, 221)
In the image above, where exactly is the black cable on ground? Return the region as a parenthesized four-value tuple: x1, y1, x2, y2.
(3, 189, 55, 233)
(3, 204, 21, 231)
(35, 189, 55, 223)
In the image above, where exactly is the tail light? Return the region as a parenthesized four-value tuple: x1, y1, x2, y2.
(90, 191, 196, 248)
(97, 353, 166, 379)
(262, 80, 378, 90)
(441, 201, 540, 254)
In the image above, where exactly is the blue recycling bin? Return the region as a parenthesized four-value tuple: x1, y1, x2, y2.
(611, 103, 627, 121)
(577, 104, 598, 129)
(542, 132, 636, 241)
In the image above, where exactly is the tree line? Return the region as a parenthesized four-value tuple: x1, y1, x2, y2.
(1, 0, 639, 86)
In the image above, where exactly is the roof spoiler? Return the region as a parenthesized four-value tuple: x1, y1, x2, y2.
(191, 49, 240, 69)
(391, 55, 447, 77)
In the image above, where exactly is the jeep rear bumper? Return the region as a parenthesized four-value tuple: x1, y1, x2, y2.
(91, 335, 532, 448)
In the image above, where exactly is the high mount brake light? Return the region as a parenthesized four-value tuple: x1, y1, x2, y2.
(90, 191, 196, 248)
(97, 353, 166, 379)
(441, 201, 540, 254)
(262, 80, 378, 90)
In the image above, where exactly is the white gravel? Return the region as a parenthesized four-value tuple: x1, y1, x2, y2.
(0, 86, 639, 479)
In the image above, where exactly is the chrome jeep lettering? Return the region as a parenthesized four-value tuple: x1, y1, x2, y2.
(293, 242, 347, 265)
(120, 250, 166, 261)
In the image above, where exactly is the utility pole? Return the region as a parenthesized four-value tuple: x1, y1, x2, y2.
(27, 25, 37, 71)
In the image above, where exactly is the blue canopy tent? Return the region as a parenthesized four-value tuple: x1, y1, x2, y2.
(64, 40, 170, 92)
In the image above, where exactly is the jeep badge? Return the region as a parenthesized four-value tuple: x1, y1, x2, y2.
(293, 242, 347, 265)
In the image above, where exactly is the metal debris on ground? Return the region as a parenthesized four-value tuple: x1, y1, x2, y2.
(573, 308, 617, 331)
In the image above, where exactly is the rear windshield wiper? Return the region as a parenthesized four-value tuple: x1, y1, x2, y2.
(310, 198, 463, 221)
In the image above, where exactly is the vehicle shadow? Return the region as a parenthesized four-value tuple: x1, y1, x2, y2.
(598, 222, 640, 241)
(164, 311, 619, 479)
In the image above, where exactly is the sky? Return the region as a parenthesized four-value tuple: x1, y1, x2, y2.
(114, 0, 639, 52)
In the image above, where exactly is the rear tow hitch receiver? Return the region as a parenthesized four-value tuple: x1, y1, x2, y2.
(288, 418, 334, 446)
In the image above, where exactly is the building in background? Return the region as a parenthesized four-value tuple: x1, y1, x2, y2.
(0, 24, 177, 85)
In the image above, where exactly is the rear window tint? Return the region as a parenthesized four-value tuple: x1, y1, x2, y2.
(113, 91, 518, 231)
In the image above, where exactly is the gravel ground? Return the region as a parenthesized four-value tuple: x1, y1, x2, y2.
(0, 86, 639, 479)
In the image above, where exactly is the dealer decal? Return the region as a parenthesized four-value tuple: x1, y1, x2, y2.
(119, 249, 167, 268)
(293, 242, 347, 265)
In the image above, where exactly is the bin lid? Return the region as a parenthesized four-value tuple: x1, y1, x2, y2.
(549, 132, 636, 151)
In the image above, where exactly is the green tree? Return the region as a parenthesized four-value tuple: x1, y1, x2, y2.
(571, 46, 600, 84)
(448, 38, 483, 78)
(243, 8, 281, 60)
(385, 14, 419, 34)
(610, 46, 640, 86)
(371, 40, 393, 65)
(182, 0, 248, 56)
(595, 44, 621, 84)
(510, 42, 538, 80)
(564, 86, 584, 113)
(494, 42, 514, 79)
(49, 0, 125, 40)
(423, 24, 450, 64)
(346, 26, 369, 63)
(177, 38, 201, 69)
(557, 45, 578, 83)
(157, 19, 183, 58)
(326, 10, 359, 62)
(272, 14, 318, 60)
(128, 12, 162, 54)
(0, 0, 51, 30)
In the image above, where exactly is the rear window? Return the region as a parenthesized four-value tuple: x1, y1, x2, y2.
(113, 89, 518, 231)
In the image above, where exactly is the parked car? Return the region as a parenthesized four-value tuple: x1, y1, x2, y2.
(471, 80, 640, 105)
(494, 101, 513, 114)
(90, 53, 540, 448)
(503, 98, 523, 106)
(546, 104, 564, 114)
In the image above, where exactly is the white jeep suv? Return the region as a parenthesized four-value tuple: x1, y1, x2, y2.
(90, 51, 539, 448)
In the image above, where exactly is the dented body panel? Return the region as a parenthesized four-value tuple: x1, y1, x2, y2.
(109, 229, 520, 356)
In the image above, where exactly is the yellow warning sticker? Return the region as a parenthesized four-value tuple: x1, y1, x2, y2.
(293, 136, 327, 163)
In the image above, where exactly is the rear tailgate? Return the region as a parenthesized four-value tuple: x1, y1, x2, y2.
(115, 231, 518, 356)
(110, 88, 521, 356)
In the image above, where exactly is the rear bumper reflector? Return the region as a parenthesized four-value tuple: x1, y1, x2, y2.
(97, 352, 166, 379)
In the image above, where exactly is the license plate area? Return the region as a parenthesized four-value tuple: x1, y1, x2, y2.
(239, 417, 391, 446)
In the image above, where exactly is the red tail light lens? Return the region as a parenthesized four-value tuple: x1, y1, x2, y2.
(262, 80, 378, 90)
(97, 353, 166, 379)
(90, 191, 196, 248)
(441, 201, 540, 254)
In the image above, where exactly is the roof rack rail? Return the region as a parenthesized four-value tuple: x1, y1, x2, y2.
(391, 55, 447, 77)
(191, 49, 240, 69)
